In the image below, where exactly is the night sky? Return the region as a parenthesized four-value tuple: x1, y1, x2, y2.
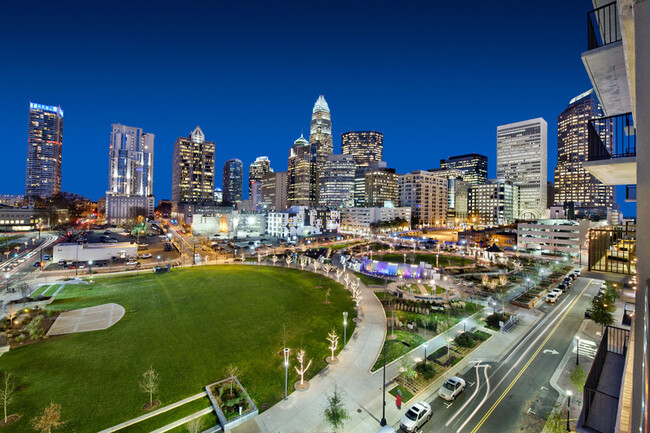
(0, 0, 633, 216)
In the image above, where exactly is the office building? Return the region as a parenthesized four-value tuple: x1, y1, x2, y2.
(288, 134, 318, 207)
(223, 158, 243, 205)
(267, 206, 339, 239)
(439, 154, 487, 185)
(319, 154, 355, 208)
(554, 90, 614, 214)
(105, 195, 154, 225)
(365, 166, 398, 207)
(248, 157, 272, 199)
(429, 168, 469, 223)
(341, 131, 383, 167)
(171, 126, 215, 206)
(261, 171, 288, 211)
(214, 187, 223, 205)
(108, 124, 154, 197)
(0, 205, 45, 231)
(309, 95, 333, 167)
(340, 207, 411, 235)
(497, 118, 548, 219)
(398, 171, 448, 227)
(469, 179, 519, 226)
(25, 102, 63, 198)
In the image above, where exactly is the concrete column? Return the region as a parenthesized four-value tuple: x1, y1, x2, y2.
(632, 1, 649, 432)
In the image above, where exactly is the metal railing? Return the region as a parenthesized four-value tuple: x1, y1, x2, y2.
(588, 113, 636, 161)
(582, 326, 630, 432)
(625, 185, 636, 202)
(588, 225, 636, 276)
(588, 2, 621, 50)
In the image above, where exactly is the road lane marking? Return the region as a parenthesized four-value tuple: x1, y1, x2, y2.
(445, 363, 483, 427)
(455, 365, 490, 433)
(467, 279, 593, 433)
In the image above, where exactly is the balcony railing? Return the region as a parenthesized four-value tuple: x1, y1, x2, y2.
(588, 225, 636, 276)
(581, 326, 630, 433)
(588, 113, 636, 161)
(588, 2, 621, 50)
(625, 185, 636, 202)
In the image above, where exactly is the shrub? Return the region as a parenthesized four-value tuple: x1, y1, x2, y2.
(414, 361, 436, 380)
(485, 313, 509, 330)
(25, 315, 44, 340)
(455, 332, 475, 348)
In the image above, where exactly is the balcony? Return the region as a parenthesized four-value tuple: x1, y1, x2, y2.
(585, 225, 636, 282)
(582, 2, 633, 116)
(625, 185, 636, 202)
(577, 326, 630, 433)
(583, 113, 636, 185)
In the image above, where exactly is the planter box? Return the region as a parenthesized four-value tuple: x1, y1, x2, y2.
(205, 376, 258, 432)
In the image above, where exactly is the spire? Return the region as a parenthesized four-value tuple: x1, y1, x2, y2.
(190, 126, 205, 144)
(312, 95, 330, 113)
(294, 134, 308, 146)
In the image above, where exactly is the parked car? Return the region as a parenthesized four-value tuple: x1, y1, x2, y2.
(400, 402, 432, 432)
(550, 287, 563, 296)
(545, 292, 560, 303)
(43, 254, 51, 260)
(138, 253, 152, 259)
(438, 376, 467, 401)
(125, 261, 140, 266)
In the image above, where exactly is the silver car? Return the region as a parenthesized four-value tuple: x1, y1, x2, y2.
(400, 401, 432, 432)
(438, 376, 466, 401)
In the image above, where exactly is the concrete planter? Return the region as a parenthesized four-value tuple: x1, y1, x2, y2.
(205, 376, 258, 432)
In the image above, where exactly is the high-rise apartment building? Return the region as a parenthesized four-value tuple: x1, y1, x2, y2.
(497, 118, 548, 219)
(248, 157, 272, 199)
(341, 131, 383, 167)
(309, 95, 333, 167)
(398, 171, 448, 227)
(223, 158, 243, 205)
(288, 134, 318, 207)
(319, 154, 355, 208)
(429, 168, 469, 222)
(261, 171, 288, 211)
(25, 102, 63, 198)
(171, 126, 215, 205)
(439, 154, 487, 185)
(365, 166, 398, 207)
(108, 124, 154, 197)
(469, 179, 519, 226)
(554, 90, 614, 213)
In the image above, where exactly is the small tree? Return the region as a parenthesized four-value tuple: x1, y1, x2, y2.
(139, 366, 159, 407)
(324, 288, 331, 304)
(285, 256, 292, 266)
(312, 260, 319, 272)
(226, 364, 239, 395)
(6, 305, 18, 329)
(271, 255, 278, 266)
(20, 284, 32, 306)
(481, 274, 489, 287)
(570, 364, 587, 393)
(398, 356, 416, 387)
(294, 350, 312, 385)
(591, 295, 614, 333)
(323, 385, 349, 433)
(499, 274, 508, 286)
(185, 416, 204, 433)
(0, 371, 16, 424)
(327, 329, 339, 361)
(544, 405, 566, 433)
(32, 402, 64, 433)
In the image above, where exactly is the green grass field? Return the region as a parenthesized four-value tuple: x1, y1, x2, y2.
(372, 331, 425, 372)
(377, 253, 474, 267)
(0, 266, 355, 432)
(353, 272, 388, 286)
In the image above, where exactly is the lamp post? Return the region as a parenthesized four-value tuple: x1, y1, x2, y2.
(447, 337, 453, 360)
(575, 336, 580, 365)
(380, 342, 387, 426)
(462, 319, 467, 333)
(88, 260, 93, 275)
(566, 390, 572, 431)
(492, 300, 497, 314)
(343, 312, 348, 346)
(5, 275, 9, 293)
(423, 343, 427, 365)
(283, 348, 290, 400)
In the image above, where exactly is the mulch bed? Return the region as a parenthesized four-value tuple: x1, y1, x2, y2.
(0, 414, 21, 428)
(142, 400, 161, 411)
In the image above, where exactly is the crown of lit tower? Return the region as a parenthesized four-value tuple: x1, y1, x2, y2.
(309, 95, 333, 167)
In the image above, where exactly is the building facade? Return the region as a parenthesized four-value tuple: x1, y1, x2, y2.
(309, 95, 333, 168)
(398, 171, 448, 227)
(365, 166, 398, 207)
(340, 207, 411, 235)
(108, 124, 154, 197)
(469, 179, 519, 226)
(319, 154, 355, 208)
(554, 89, 614, 213)
(341, 131, 383, 167)
(105, 194, 154, 226)
(429, 168, 469, 223)
(171, 126, 215, 206)
(439, 153, 487, 185)
(248, 156, 272, 199)
(261, 171, 288, 211)
(497, 118, 548, 219)
(517, 219, 589, 256)
(287, 135, 318, 207)
(25, 102, 63, 198)
(223, 158, 243, 205)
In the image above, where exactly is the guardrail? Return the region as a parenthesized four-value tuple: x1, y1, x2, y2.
(588, 113, 636, 161)
(588, 2, 621, 50)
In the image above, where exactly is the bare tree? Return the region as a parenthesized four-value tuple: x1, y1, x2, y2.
(20, 284, 32, 306)
(294, 350, 312, 385)
(185, 416, 204, 433)
(6, 306, 18, 329)
(226, 364, 239, 395)
(324, 288, 331, 304)
(0, 372, 16, 424)
(32, 402, 64, 433)
(327, 329, 339, 361)
(139, 366, 159, 407)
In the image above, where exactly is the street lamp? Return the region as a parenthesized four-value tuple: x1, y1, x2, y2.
(423, 342, 428, 365)
(462, 319, 467, 333)
(4, 275, 9, 292)
(575, 336, 580, 365)
(566, 390, 572, 431)
(88, 260, 93, 275)
(283, 348, 290, 400)
(380, 341, 387, 426)
(343, 312, 348, 346)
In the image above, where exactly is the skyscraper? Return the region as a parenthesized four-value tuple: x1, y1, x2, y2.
(223, 158, 243, 205)
(430, 169, 469, 222)
(497, 118, 548, 219)
(554, 89, 614, 213)
(398, 171, 448, 227)
(172, 126, 215, 205)
(25, 102, 63, 198)
(469, 179, 519, 226)
(319, 154, 355, 208)
(261, 171, 288, 211)
(108, 124, 154, 197)
(248, 156, 272, 199)
(288, 134, 318, 207)
(309, 95, 333, 167)
(438, 154, 488, 185)
(365, 166, 398, 207)
(341, 131, 383, 167)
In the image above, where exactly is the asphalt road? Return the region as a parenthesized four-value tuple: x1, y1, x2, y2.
(394, 276, 599, 433)
(0, 233, 59, 296)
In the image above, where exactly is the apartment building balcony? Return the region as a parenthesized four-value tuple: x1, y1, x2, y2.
(581, 2, 633, 117)
(577, 326, 630, 433)
(583, 113, 636, 185)
(625, 185, 636, 202)
(584, 225, 636, 283)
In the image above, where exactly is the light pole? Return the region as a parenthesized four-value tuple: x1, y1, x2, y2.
(88, 260, 93, 275)
(447, 337, 453, 360)
(343, 312, 348, 346)
(283, 348, 290, 400)
(575, 336, 580, 365)
(566, 390, 572, 431)
(5, 275, 9, 293)
(380, 342, 387, 426)
(462, 319, 467, 333)
(492, 300, 497, 314)
(423, 342, 427, 365)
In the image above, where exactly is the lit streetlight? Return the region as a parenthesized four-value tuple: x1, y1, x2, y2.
(343, 312, 348, 346)
(283, 348, 290, 400)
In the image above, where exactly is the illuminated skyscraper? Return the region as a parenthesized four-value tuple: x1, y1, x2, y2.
(365, 165, 398, 207)
(319, 154, 355, 208)
(288, 134, 318, 207)
(309, 95, 333, 167)
(171, 126, 215, 205)
(438, 154, 487, 186)
(108, 124, 154, 197)
(341, 131, 383, 167)
(248, 156, 272, 199)
(25, 102, 63, 198)
(223, 158, 243, 205)
(554, 89, 614, 212)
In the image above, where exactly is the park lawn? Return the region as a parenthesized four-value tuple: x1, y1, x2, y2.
(372, 331, 425, 372)
(377, 253, 474, 267)
(353, 272, 387, 286)
(389, 385, 414, 403)
(42, 284, 61, 297)
(0, 265, 355, 432)
(166, 411, 219, 433)
(30, 285, 51, 297)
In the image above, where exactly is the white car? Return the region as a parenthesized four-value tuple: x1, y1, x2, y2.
(545, 292, 560, 303)
(139, 253, 152, 259)
(125, 261, 140, 266)
(399, 401, 432, 432)
(438, 376, 467, 401)
(550, 287, 563, 296)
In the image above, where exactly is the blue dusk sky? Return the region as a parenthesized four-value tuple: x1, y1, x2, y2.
(0, 0, 634, 216)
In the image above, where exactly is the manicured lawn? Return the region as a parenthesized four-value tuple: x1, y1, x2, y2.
(377, 253, 474, 267)
(0, 266, 355, 432)
(372, 331, 425, 372)
(30, 285, 51, 297)
(389, 385, 414, 403)
(353, 272, 387, 286)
